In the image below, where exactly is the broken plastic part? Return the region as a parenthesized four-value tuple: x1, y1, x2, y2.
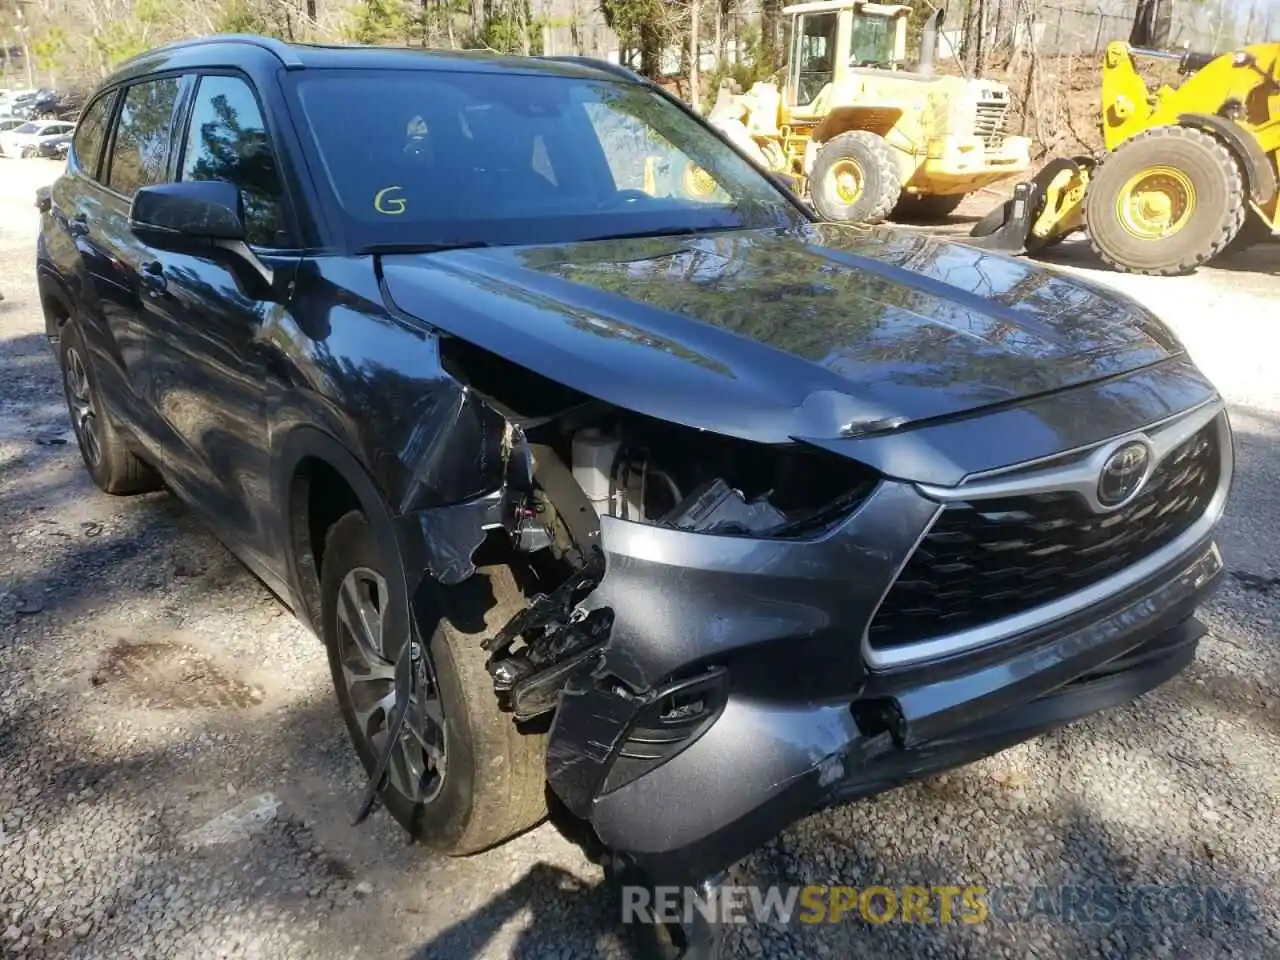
(661, 478, 789, 535)
(509, 642, 607, 720)
(411, 488, 511, 585)
(514, 514, 555, 553)
(482, 552, 605, 657)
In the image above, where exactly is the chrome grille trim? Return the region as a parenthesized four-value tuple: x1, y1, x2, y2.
(861, 402, 1231, 671)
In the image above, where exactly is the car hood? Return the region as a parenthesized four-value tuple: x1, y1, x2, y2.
(379, 222, 1183, 445)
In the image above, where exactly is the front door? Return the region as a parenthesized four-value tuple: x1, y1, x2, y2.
(141, 72, 298, 588)
(790, 12, 840, 111)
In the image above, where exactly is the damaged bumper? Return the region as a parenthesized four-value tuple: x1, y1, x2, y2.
(541, 400, 1231, 885)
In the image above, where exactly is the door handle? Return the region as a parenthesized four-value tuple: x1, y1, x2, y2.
(139, 260, 167, 295)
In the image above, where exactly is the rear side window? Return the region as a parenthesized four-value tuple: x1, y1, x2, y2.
(107, 77, 182, 198)
(180, 74, 288, 247)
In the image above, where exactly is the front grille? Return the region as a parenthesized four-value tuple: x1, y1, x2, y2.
(974, 99, 1009, 149)
(868, 424, 1220, 650)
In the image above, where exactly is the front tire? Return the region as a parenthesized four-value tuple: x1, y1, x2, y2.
(810, 131, 903, 224)
(58, 319, 161, 495)
(1083, 125, 1245, 275)
(321, 511, 547, 854)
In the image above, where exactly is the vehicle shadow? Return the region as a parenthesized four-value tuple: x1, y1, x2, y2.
(405, 861, 632, 959)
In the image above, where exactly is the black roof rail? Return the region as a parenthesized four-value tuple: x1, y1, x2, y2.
(540, 55, 645, 84)
(116, 34, 305, 70)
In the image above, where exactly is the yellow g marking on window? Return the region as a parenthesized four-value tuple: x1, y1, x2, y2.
(374, 186, 407, 215)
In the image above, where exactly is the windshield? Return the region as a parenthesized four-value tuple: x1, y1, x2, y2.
(291, 68, 806, 249)
(15, 123, 39, 134)
(849, 14, 897, 67)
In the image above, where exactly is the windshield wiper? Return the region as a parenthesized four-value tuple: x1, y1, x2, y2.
(359, 240, 495, 255)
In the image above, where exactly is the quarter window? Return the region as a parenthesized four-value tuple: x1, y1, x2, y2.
(106, 78, 182, 198)
(180, 75, 288, 247)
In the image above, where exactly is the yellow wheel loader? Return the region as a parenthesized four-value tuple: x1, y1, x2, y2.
(704, 0, 1032, 224)
(971, 4, 1279, 275)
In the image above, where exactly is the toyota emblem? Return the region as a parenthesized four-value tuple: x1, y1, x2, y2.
(1098, 441, 1151, 507)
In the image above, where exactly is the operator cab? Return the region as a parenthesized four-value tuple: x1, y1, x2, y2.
(784, 0, 912, 109)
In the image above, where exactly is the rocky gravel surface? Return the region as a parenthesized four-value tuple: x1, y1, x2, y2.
(2, 157, 1279, 959)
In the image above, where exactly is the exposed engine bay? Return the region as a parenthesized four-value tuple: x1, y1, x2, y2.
(469, 383, 878, 723)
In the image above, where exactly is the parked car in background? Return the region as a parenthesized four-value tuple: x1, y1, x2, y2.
(0, 89, 36, 115)
(0, 117, 26, 136)
(35, 132, 72, 160)
(0, 120, 75, 158)
(37, 37, 1232, 958)
(0, 89, 38, 116)
(7, 88, 82, 121)
(5, 88, 46, 117)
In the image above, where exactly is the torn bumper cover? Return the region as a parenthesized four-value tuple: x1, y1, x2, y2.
(545, 475, 1225, 888)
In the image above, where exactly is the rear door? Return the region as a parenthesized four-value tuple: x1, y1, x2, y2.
(47, 79, 184, 459)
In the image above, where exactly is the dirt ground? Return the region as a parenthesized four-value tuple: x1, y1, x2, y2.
(1, 156, 1278, 960)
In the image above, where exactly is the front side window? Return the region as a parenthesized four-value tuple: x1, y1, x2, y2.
(291, 69, 804, 250)
(180, 74, 288, 247)
(107, 77, 182, 198)
(792, 13, 839, 105)
(849, 14, 897, 67)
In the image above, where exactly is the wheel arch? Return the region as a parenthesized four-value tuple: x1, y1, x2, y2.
(274, 423, 406, 634)
(1177, 113, 1278, 206)
(37, 269, 75, 341)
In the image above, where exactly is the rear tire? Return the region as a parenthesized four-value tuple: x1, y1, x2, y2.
(1083, 125, 1245, 275)
(892, 192, 964, 222)
(810, 131, 902, 224)
(321, 511, 547, 854)
(58, 319, 161, 495)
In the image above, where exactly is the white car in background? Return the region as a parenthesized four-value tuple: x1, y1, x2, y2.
(0, 119, 75, 158)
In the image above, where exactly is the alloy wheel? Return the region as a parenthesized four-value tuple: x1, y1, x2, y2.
(64, 346, 102, 469)
(335, 567, 447, 803)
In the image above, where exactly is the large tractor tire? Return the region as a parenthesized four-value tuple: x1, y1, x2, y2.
(1082, 125, 1245, 276)
(810, 131, 902, 224)
(892, 192, 964, 223)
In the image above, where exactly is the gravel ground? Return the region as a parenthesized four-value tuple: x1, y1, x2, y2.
(1, 157, 1278, 960)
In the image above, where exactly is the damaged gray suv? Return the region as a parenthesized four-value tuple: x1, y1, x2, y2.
(37, 36, 1230, 956)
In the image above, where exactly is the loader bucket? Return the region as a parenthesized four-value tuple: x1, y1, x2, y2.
(963, 157, 1093, 256)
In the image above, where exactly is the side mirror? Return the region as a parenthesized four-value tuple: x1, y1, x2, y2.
(129, 180, 276, 292)
(129, 180, 246, 246)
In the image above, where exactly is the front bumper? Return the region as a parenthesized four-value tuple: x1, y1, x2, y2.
(545, 399, 1232, 887)
(558, 534, 1220, 887)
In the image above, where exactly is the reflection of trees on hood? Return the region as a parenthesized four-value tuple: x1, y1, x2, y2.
(516, 225, 1165, 398)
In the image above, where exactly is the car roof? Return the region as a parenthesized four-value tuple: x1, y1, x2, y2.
(103, 35, 642, 88)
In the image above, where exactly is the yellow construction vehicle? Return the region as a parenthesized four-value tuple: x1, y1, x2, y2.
(703, 0, 1032, 223)
(971, 10, 1280, 275)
